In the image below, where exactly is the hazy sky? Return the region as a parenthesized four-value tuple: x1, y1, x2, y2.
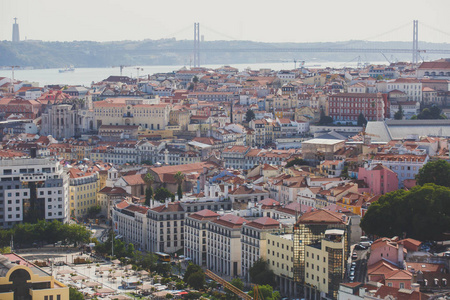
(1, 0, 450, 43)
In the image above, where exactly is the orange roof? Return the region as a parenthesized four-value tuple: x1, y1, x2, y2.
(212, 214, 248, 229)
(297, 209, 346, 225)
(122, 174, 145, 186)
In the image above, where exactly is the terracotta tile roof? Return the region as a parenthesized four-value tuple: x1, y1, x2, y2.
(258, 198, 280, 209)
(99, 187, 128, 195)
(229, 185, 267, 195)
(406, 262, 445, 273)
(150, 202, 184, 213)
(122, 174, 145, 186)
(374, 286, 429, 300)
(212, 214, 248, 229)
(116, 200, 130, 209)
(367, 259, 399, 276)
(245, 217, 280, 229)
(398, 238, 422, 252)
(297, 209, 346, 225)
(124, 204, 150, 215)
(189, 209, 220, 221)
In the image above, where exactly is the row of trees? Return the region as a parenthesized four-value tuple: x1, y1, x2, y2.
(0, 220, 91, 248)
(361, 160, 450, 241)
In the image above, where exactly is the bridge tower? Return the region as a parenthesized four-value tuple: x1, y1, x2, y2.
(194, 23, 200, 67)
(412, 20, 419, 64)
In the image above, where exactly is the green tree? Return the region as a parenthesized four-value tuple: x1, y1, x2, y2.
(285, 157, 307, 168)
(186, 271, 205, 290)
(225, 278, 244, 300)
(69, 287, 84, 300)
(248, 259, 276, 286)
(357, 112, 367, 126)
(183, 263, 203, 282)
(127, 243, 135, 258)
(185, 291, 202, 299)
(394, 105, 404, 120)
(154, 187, 175, 202)
(145, 186, 153, 206)
(416, 159, 450, 187)
(174, 171, 185, 200)
(87, 205, 101, 218)
(166, 293, 174, 299)
(318, 108, 333, 125)
(417, 105, 446, 119)
(361, 184, 450, 241)
(192, 76, 199, 84)
(144, 173, 154, 188)
(248, 285, 281, 300)
(245, 109, 256, 123)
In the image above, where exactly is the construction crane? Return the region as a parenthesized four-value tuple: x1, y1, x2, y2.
(112, 65, 133, 76)
(204, 269, 253, 300)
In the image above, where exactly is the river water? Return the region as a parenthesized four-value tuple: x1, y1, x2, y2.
(0, 61, 386, 87)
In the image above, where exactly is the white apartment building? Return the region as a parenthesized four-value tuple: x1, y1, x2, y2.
(112, 202, 149, 250)
(185, 209, 220, 266)
(370, 154, 429, 188)
(146, 202, 185, 254)
(207, 214, 247, 278)
(377, 78, 422, 102)
(0, 157, 69, 228)
(241, 217, 280, 280)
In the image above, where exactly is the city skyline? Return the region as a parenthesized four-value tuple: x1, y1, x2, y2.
(1, 0, 450, 43)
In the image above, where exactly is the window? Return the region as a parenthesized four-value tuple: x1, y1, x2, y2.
(400, 283, 404, 289)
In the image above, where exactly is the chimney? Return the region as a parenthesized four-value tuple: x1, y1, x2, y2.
(411, 283, 420, 292)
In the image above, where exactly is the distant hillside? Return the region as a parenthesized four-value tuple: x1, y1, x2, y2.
(1, 39, 450, 69)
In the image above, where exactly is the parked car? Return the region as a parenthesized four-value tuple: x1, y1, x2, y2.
(355, 244, 367, 250)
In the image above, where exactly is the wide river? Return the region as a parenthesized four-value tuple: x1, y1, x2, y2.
(0, 61, 386, 87)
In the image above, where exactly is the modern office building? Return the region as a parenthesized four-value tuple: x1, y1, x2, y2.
(304, 229, 346, 300)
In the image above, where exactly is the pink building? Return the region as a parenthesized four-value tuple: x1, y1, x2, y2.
(357, 164, 398, 195)
(367, 238, 406, 267)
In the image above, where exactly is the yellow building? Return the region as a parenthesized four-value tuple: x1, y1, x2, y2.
(137, 129, 174, 139)
(94, 97, 171, 130)
(304, 229, 346, 300)
(0, 253, 69, 300)
(267, 230, 298, 297)
(69, 167, 99, 219)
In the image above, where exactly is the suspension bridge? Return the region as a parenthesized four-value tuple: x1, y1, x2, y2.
(124, 21, 450, 67)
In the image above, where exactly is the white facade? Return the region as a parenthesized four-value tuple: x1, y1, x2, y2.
(0, 158, 69, 228)
(207, 214, 246, 277)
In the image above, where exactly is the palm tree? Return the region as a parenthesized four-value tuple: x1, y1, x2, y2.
(173, 171, 185, 200)
(144, 173, 155, 206)
(144, 173, 154, 188)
